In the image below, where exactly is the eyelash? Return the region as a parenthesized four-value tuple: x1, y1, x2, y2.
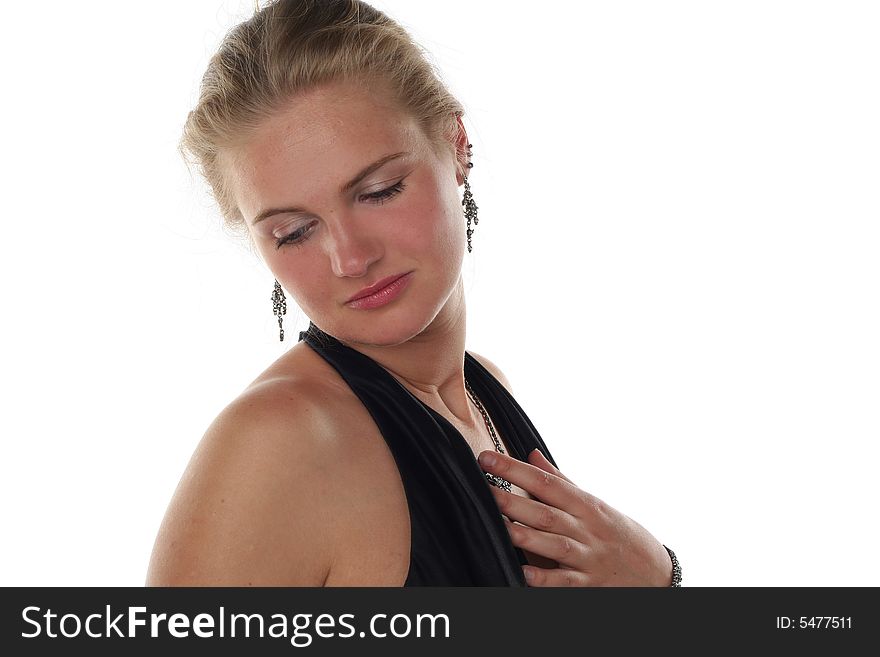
(275, 180, 407, 249)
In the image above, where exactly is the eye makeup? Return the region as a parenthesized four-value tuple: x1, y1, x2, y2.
(273, 179, 407, 249)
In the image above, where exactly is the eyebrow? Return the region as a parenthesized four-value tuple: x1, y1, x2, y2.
(251, 151, 410, 224)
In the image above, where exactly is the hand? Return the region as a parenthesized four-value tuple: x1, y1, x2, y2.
(478, 448, 673, 587)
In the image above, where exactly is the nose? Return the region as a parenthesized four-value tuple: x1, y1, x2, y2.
(326, 221, 383, 278)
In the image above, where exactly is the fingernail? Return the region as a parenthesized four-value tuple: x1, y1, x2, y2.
(523, 566, 535, 583)
(479, 452, 496, 468)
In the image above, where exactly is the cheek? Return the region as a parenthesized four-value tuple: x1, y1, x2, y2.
(395, 182, 462, 253)
(261, 245, 327, 310)
(291, 259, 329, 301)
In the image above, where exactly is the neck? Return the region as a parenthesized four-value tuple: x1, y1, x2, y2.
(333, 278, 476, 426)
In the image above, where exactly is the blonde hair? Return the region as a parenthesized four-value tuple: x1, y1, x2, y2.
(180, 0, 465, 233)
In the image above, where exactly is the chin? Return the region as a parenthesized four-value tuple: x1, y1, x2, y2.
(310, 273, 459, 347)
(316, 307, 433, 348)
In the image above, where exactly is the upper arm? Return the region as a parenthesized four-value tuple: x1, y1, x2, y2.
(469, 351, 514, 395)
(146, 380, 341, 586)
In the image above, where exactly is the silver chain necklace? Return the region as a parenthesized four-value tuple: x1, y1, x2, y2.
(465, 378, 513, 492)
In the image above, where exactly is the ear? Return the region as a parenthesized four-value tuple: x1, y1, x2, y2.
(452, 113, 471, 186)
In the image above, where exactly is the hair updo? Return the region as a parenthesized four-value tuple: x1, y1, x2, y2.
(179, 0, 466, 234)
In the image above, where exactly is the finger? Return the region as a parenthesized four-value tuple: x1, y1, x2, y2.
(503, 517, 588, 570)
(522, 565, 591, 587)
(490, 486, 582, 543)
(479, 451, 583, 516)
(527, 448, 574, 485)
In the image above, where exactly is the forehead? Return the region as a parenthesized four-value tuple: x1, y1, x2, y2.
(225, 81, 427, 215)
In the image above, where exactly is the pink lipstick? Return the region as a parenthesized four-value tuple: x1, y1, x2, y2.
(345, 271, 413, 310)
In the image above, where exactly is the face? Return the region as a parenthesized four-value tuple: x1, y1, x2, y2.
(223, 79, 469, 346)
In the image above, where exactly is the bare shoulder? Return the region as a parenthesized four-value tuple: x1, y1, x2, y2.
(146, 355, 350, 586)
(468, 350, 514, 395)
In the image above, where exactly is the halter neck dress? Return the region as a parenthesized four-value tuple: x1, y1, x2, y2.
(298, 322, 560, 586)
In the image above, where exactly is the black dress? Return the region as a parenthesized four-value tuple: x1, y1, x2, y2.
(298, 322, 560, 586)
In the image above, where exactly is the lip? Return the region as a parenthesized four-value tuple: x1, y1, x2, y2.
(345, 271, 413, 309)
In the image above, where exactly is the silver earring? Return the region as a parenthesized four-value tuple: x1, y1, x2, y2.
(271, 279, 287, 341)
(463, 143, 479, 253)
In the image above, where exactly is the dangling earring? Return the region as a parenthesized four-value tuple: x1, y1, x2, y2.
(271, 279, 287, 341)
(463, 143, 479, 253)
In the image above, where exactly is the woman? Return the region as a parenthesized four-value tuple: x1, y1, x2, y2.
(147, 0, 680, 587)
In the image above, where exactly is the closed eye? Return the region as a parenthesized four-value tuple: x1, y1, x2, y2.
(275, 179, 407, 249)
(360, 180, 406, 204)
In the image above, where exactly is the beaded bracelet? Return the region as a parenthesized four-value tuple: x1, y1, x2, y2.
(663, 545, 682, 587)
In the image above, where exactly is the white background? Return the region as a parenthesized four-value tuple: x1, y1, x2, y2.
(1, 1, 877, 586)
